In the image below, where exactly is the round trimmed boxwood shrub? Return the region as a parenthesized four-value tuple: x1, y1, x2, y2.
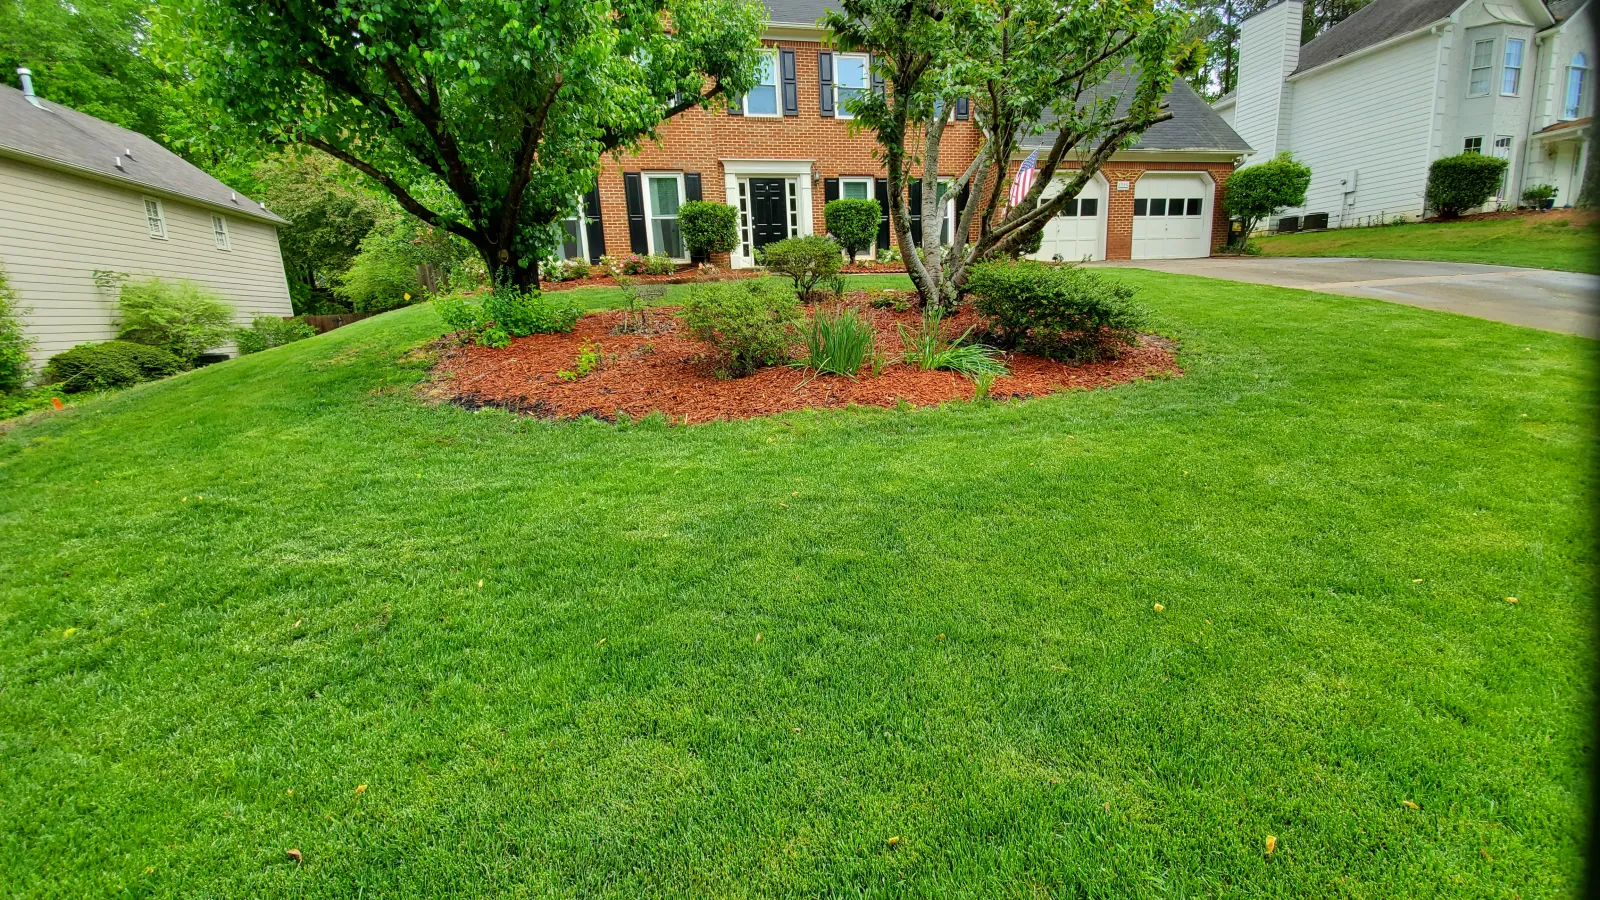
(823, 198, 881, 263)
(42, 340, 185, 392)
(678, 279, 800, 377)
(964, 259, 1146, 361)
(1426, 153, 1509, 218)
(759, 235, 843, 300)
(678, 201, 739, 259)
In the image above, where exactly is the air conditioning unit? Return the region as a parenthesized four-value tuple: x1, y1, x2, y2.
(1276, 216, 1301, 233)
(1303, 212, 1330, 231)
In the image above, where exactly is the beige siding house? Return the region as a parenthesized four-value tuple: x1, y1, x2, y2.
(0, 76, 293, 370)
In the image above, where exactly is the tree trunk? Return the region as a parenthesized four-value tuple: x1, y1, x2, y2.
(479, 244, 542, 293)
(1578, 123, 1600, 209)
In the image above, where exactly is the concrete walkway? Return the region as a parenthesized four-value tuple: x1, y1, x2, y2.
(1098, 257, 1599, 337)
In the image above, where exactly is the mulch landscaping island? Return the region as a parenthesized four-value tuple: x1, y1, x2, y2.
(433, 293, 1179, 424)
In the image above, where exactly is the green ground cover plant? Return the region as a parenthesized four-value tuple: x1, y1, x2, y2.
(0, 272, 1592, 898)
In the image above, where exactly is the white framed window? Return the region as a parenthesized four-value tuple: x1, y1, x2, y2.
(834, 53, 870, 119)
(643, 172, 687, 259)
(1463, 135, 1484, 154)
(1501, 38, 1523, 95)
(1132, 197, 1203, 216)
(143, 197, 166, 239)
(211, 215, 231, 250)
(558, 198, 590, 261)
(839, 177, 873, 201)
(743, 50, 779, 117)
(1469, 39, 1494, 96)
(1565, 53, 1589, 120)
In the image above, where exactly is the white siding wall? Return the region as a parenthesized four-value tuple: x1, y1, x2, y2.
(1234, 0, 1304, 166)
(0, 155, 294, 369)
(1281, 32, 1443, 224)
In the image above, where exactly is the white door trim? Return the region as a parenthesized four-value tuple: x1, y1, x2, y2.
(722, 160, 817, 268)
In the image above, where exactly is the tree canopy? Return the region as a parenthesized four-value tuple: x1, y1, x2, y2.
(164, 0, 768, 289)
(825, 0, 1194, 309)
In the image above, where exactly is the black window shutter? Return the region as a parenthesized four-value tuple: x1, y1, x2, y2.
(871, 54, 885, 97)
(583, 185, 606, 264)
(623, 172, 648, 254)
(874, 177, 890, 250)
(908, 181, 923, 248)
(780, 49, 798, 116)
(683, 172, 705, 262)
(818, 52, 834, 117)
(824, 178, 839, 204)
(955, 97, 969, 120)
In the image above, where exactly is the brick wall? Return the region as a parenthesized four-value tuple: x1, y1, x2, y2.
(596, 36, 1235, 264)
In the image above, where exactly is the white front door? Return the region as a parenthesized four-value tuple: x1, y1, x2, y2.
(1132, 174, 1213, 259)
(1033, 174, 1108, 262)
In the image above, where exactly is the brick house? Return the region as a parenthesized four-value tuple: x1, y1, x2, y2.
(559, 0, 1253, 269)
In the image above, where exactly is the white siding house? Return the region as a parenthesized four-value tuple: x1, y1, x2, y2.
(0, 75, 294, 370)
(1222, 0, 1591, 229)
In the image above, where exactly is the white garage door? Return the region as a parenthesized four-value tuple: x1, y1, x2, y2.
(1032, 175, 1107, 262)
(1132, 174, 1212, 259)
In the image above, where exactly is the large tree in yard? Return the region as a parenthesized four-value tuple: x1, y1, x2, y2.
(165, 0, 767, 289)
(824, 0, 1196, 310)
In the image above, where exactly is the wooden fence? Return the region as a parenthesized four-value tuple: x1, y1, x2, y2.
(294, 312, 377, 334)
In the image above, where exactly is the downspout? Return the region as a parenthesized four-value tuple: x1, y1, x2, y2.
(1519, 31, 1550, 203)
(1420, 21, 1453, 217)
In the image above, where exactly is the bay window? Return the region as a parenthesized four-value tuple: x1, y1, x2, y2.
(1469, 39, 1493, 96)
(1501, 38, 1523, 95)
(1566, 53, 1589, 120)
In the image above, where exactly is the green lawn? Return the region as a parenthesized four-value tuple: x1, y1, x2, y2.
(1252, 213, 1600, 273)
(1, 273, 1593, 898)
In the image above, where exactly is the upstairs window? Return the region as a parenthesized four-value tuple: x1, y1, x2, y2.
(1501, 38, 1524, 95)
(743, 51, 779, 116)
(834, 54, 870, 119)
(144, 197, 166, 239)
(1463, 136, 1484, 154)
(212, 215, 231, 250)
(1565, 53, 1589, 120)
(1469, 39, 1494, 96)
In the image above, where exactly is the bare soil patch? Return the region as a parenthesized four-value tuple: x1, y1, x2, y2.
(432, 293, 1180, 423)
(1432, 208, 1599, 226)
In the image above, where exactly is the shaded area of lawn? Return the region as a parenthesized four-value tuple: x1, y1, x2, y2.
(1252, 211, 1600, 273)
(0, 272, 1593, 898)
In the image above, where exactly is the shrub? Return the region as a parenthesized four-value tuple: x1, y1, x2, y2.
(335, 244, 421, 312)
(643, 254, 677, 275)
(1522, 183, 1558, 206)
(235, 317, 318, 355)
(432, 288, 579, 347)
(824, 198, 881, 264)
(761, 235, 844, 299)
(965, 260, 1145, 361)
(679, 279, 799, 377)
(484, 288, 580, 337)
(679, 201, 739, 259)
(1426, 153, 1509, 218)
(877, 245, 902, 264)
(0, 264, 33, 394)
(116, 278, 235, 363)
(1224, 152, 1312, 242)
(801, 306, 875, 379)
(42, 340, 184, 392)
(898, 305, 1008, 378)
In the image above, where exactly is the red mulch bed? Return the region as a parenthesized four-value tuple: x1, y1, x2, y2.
(1429, 208, 1598, 225)
(432, 294, 1179, 424)
(841, 263, 908, 274)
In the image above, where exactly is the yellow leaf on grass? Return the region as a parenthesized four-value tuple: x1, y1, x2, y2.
(1265, 835, 1277, 856)
(1505, 597, 1519, 604)
(596, 638, 607, 646)
(1402, 799, 1419, 810)
(354, 785, 367, 795)
(754, 633, 763, 643)
(62, 628, 77, 638)
(1153, 603, 1165, 613)
(286, 848, 303, 864)
(886, 836, 901, 847)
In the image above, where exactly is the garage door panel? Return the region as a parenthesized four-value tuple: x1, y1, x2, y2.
(1132, 174, 1212, 260)
(1032, 175, 1106, 262)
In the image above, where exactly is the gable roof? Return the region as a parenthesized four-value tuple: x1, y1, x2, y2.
(1548, 0, 1589, 20)
(1021, 76, 1252, 154)
(1293, 0, 1465, 74)
(764, 0, 836, 25)
(0, 84, 286, 226)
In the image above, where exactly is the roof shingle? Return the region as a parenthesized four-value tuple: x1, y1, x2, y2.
(0, 84, 285, 225)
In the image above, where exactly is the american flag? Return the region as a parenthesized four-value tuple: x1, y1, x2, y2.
(1008, 149, 1039, 208)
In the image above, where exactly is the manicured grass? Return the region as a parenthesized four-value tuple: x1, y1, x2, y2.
(1, 272, 1593, 898)
(1253, 212, 1600, 273)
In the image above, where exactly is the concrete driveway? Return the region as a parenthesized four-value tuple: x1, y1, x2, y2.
(1099, 257, 1599, 337)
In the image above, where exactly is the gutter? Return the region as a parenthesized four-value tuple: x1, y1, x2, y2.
(0, 145, 288, 226)
(1289, 18, 1451, 80)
